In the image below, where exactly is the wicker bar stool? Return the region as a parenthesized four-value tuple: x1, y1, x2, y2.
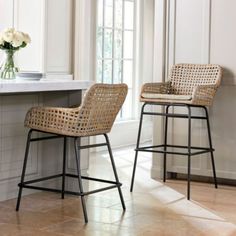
(16, 83, 128, 223)
(130, 64, 222, 200)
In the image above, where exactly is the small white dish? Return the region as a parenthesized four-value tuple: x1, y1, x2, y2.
(16, 77, 41, 81)
(16, 72, 44, 79)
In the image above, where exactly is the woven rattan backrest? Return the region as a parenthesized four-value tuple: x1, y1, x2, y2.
(77, 83, 128, 136)
(169, 64, 222, 95)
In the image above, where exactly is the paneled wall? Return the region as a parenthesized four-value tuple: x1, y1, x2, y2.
(152, 0, 236, 180)
(167, 0, 210, 66)
(0, 95, 40, 200)
(0, 91, 88, 201)
(45, 0, 73, 74)
(0, 0, 82, 201)
(0, 0, 73, 75)
(0, 0, 14, 61)
(14, 0, 45, 72)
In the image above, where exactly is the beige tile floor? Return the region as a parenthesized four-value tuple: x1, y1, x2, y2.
(0, 146, 236, 235)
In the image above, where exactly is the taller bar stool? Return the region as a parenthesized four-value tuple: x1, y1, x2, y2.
(16, 83, 128, 223)
(130, 64, 222, 199)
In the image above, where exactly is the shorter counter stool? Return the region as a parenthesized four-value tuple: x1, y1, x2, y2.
(16, 83, 128, 223)
(130, 64, 222, 200)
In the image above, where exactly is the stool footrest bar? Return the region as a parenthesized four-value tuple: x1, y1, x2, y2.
(18, 183, 121, 196)
(82, 185, 121, 196)
(143, 112, 207, 120)
(66, 173, 119, 185)
(136, 144, 214, 156)
(18, 172, 122, 197)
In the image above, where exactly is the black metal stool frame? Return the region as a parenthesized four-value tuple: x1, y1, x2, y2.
(130, 102, 218, 200)
(16, 129, 126, 223)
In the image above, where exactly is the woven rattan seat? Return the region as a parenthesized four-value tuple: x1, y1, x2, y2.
(25, 83, 128, 136)
(130, 64, 223, 200)
(140, 64, 222, 105)
(16, 83, 128, 223)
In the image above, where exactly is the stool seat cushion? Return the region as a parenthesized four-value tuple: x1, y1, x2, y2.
(141, 93, 192, 101)
(140, 64, 222, 106)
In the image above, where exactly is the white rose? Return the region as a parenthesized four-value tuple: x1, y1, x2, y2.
(2, 30, 14, 43)
(0, 28, 30, 48)
(4, 28, 15, 34)
(12, 31, 24, 47)
(23, 33, 31, 44)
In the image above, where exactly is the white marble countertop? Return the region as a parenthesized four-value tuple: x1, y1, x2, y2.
(0, 79, 93, 94)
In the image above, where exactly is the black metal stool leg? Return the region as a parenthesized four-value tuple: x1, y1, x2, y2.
(187, 106, 191, 200)
(130, 103, 146, 192)
(104, 134, 126, 211)
(61, 137, 67, 199)
(16, 129, 33, 211)
(163, 105, 170, 182)
(74, 137, 88, 223)
(203, 107, 218, 188)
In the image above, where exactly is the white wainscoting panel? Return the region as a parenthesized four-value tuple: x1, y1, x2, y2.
(210, 0, 236, 85)
(0, 90, 89, 201)
(168, 0, 211, 66)
(163, 0, 212, 177)
(14, 0, 45, 72)
(0, 94, 40, 200)
(167, 0, 236, 179)
(45, 0, 73, 74)
(0, 0, 73, 75)
(0, 0, 14, 63)
(152, 0, 236, 180)
(0, 0, 13, 31)
(208, 86, 236, 179)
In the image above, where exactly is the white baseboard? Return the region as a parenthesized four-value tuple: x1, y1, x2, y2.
(151, 166, 163, 180)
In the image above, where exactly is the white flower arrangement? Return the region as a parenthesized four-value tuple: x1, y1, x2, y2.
(0, 28, 31, 50)
(0, 28, 31, 79)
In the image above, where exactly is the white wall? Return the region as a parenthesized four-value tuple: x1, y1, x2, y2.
(0, 90, 89, 201)
(0, 0, 87, 201)
(0, 0, 73, 75)
(45, 0, 73, 74)
(0, 0, 14, 63)
(73, 0, 96, 82)
(14, 0, 45, 72)
(152, 0, 236, 180)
